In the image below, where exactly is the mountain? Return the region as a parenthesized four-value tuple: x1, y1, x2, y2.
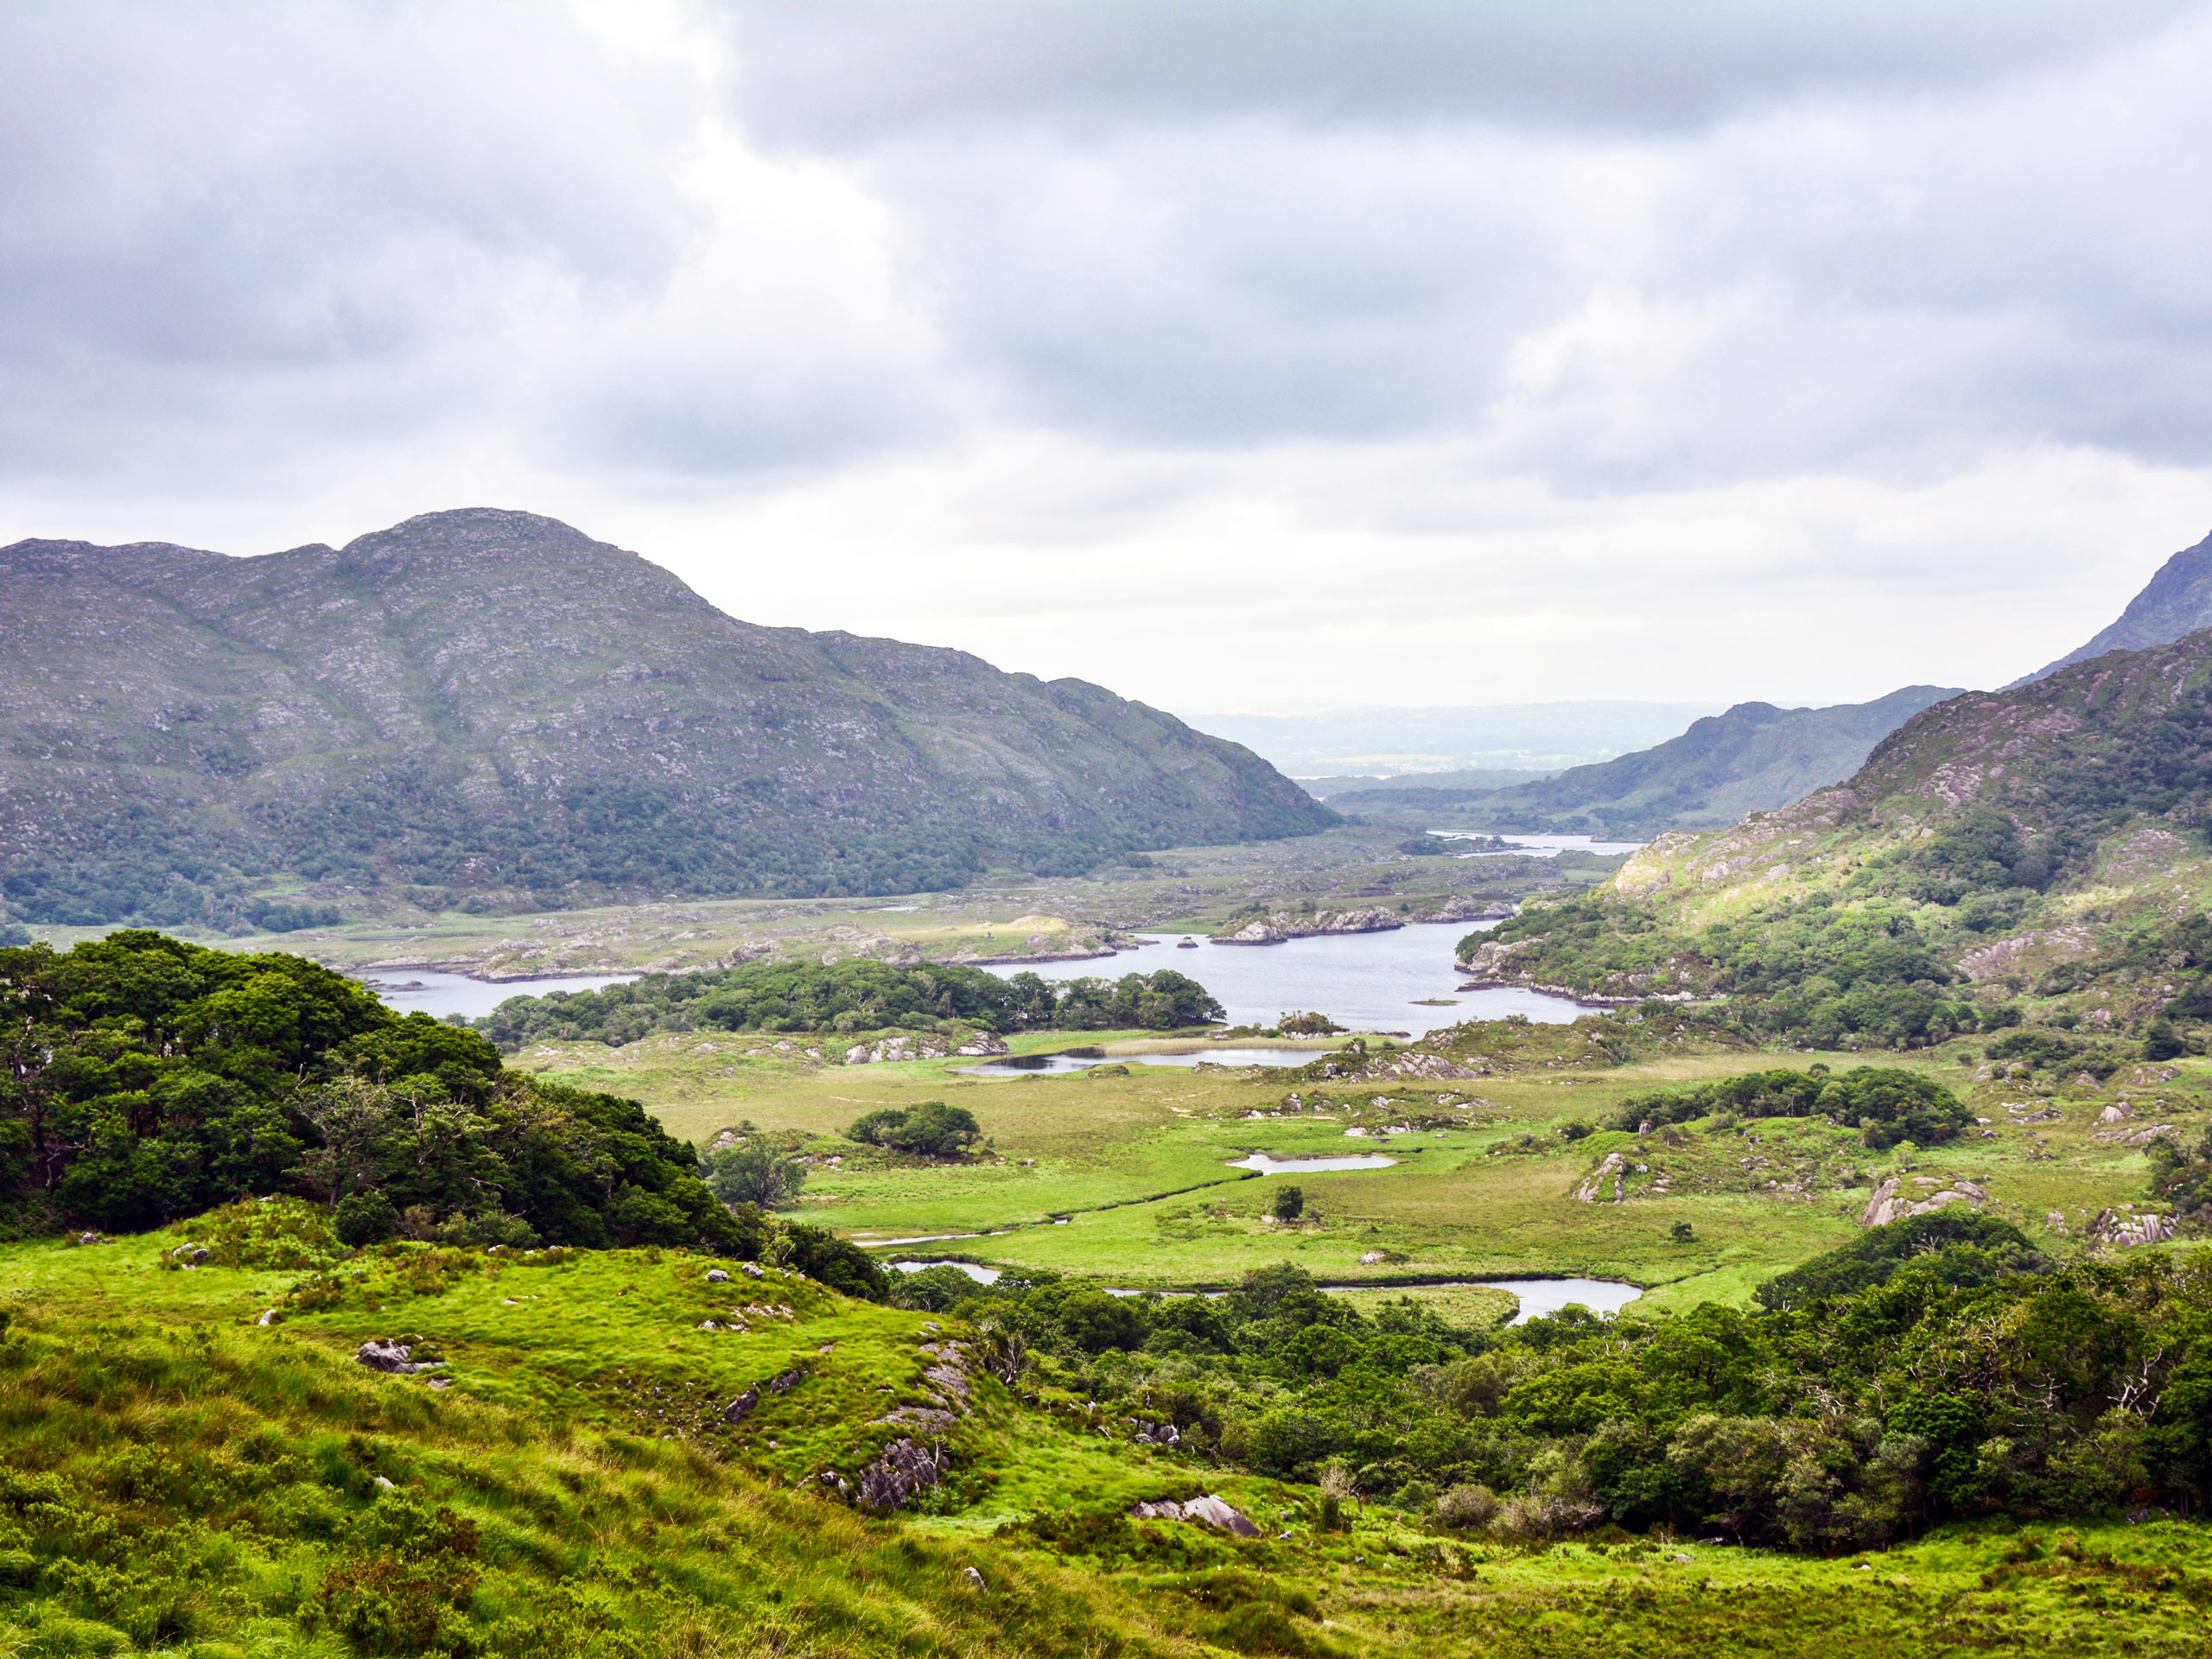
(2014, 527, 2212, 685)
(1463, 630, 2212, 1039)
(1187, 701, 1722, 773)
(0, 509, 1332, 928)
(1425, 686, 1962, 837)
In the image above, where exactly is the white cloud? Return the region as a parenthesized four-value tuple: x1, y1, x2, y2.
(2, 0, 2210, 719)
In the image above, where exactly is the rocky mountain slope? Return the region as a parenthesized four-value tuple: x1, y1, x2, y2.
(1432, 685, 1961, 837)
(2014, 526, 2212, 685)
(1461, 632, 2212, 1043)
(0, 509, 1331, 926)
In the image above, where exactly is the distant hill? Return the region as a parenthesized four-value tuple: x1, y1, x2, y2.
(2013, 527, 2212, 685)
(1431, 686, 1962, 837)
(1189, 701, 1720, 774)
(1298, 767, 1557, 802)
(0, 509, 1332, 928)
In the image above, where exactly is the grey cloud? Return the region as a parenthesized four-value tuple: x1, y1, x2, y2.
(725, 0, 2196, 143)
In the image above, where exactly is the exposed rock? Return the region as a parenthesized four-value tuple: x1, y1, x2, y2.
(741, 1262, 766, 1278)
(1131, 1419, 1180, 1447)
(1214, 907, 1402, 946)
(962, 1567, 986, 1590)
(255, 1308, 277, 1326)
(721, 1386, 762, 1424)
(2091, 1209, 2177, 1249)
(857, 1438, 950, 1510)
(1574, 1151, 1628, 1204)
(355, 1339, 446, 1376)
(1862, 1177, 1987, 1228)
(2046, 1211, 2069, 1235)
(1128, 1495, 1260, 1536)
(704, 1268, 730, 1283)
(2098, 1104, 2131, 1124)
(1421, 897, 1516, 925)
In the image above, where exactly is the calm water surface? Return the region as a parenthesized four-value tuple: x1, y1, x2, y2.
(358, 969, 639, 1020)
(880, 1260, 1643, 1321)
(987, 922, 1583, 1035)
(1226, 1152, 1397, 1174)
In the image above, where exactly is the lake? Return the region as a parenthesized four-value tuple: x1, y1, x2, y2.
(1441, 831, 1646, 857)
(357, 969, 639, 1020)
(986, 922, 1584, 1035)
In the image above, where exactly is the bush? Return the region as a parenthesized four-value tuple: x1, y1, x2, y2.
(1433, 1484, 1497, 1529)
(1271, 1185, 1305, 1221)
(334, 1192, 401, 1247)
(846, 1102, 982, 1159)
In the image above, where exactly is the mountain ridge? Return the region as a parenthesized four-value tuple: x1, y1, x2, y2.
(0, 508, 1332, 927)
(1420, 684, 1961, 837)
(2012, 526, 2212, 686)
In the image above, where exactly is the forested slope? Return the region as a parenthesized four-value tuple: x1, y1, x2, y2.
(0, 508, 1330, 927)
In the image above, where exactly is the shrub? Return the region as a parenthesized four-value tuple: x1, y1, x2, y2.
(1434, 1484, 1497, 1529)
(702, 1143, 807, 1209)
(334, 1192, 400, 1248)
(1271, 1185, 1305, 1221)
(845, 1102, 982, 1159)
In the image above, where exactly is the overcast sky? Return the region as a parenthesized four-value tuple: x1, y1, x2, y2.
(7, 0, 2212, 716)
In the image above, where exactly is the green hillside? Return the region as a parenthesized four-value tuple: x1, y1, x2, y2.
(1459, 630, 2212, 1049)
(0, 509, 1331, 929)
(1427, 686, 1960, 838)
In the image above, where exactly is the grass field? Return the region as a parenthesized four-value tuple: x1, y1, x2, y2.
(518, 1020, 2204, 1313)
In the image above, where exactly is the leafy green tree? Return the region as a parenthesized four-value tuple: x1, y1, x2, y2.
(1272, 1185, 1305, 1220)
(702, 1142, 808, 1210)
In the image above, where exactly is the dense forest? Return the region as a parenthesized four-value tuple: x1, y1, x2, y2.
(474, 958, 1223, 1050)
(0, 931, 883, 1293)
(903, 1217, 2212, 1546)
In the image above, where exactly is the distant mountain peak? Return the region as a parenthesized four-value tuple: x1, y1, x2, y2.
(2013, 527, 2212, 686)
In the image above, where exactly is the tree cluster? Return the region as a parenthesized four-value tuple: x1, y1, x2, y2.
(474, 959, 1223, 1050)
(902, 1230, 2212, 1545)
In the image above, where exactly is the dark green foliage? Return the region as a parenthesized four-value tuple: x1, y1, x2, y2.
(776, 1220, 892, 1300)
(846, 1102, 982, 1159)
(1986, 1028, 2126, 1080)
(702, 1141, 808, 1209)
(936, 1246, 2212, 1546)
(334, 1191, 401, 1247)
(0, 931, 791, 1268)
(1048, 969, 1224, 1032)
(475, 959, 1223, 1050)
(1271, 1185, 1305, 1221)
(1605, 1065, 1975, 1148)
(1753, 1213, 2051, 1311)
(1396, 836, 1451, 856)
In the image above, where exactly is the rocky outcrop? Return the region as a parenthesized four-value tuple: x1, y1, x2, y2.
(1574, 1152, 1628, 1204)
(2090, 1209, 2177, 1249)
(355, 1339, 446, 1376)
(1214, 907, 1402, 945)
(1128, 1495, 1260, 1536)
(858, 1439, 951, 1510)
(1131, 1419, 1180, 1447)
(1862, 1176, 1987, 1227)
(1420, 897, 1516, 925)
(844, 1029, 1009, 1065)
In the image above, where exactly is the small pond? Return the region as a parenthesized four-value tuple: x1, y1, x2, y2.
(356, 969, 639, 1020)
(1226, 1153, 1397, 1174)
(955, 1046, 1333, 1077)
(891, 1260, 1003, 1283)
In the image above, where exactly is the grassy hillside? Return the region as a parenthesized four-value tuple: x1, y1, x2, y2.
(0, 509, 1331, 930)
(1459, 631, 2212, 1052)
(1426, 687, 1960, 839)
